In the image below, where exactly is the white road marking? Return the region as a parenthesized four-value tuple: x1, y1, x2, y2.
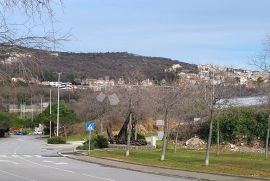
(18, 155, 115, 181)
(23, 155, 32, 158)
(13, 141, 25, 154)
(0, 160, 19, 165)
(82, 173, 116, 181)
(34, 155, 42, 158)
(12, 155, 20, 158)
(43, 160, 53, 163)
(54, 162, 68, 165)
(16, 138, 24, 142)
(0, 155, 7, 158)
(0, 169, 36, 181)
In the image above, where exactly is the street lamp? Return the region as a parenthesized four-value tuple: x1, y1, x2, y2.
(56, 73, 61, 136)
(49, 88, 52, 138)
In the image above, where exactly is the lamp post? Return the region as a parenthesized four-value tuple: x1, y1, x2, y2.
(49, 88, 52, 138)
(56, 73, 61, 136)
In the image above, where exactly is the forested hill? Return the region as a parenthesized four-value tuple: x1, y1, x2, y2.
(39, 52, 198, 82)
(1, 48, 198, 82)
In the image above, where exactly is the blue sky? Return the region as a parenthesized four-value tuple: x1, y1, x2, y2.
(28, 1, 270, 68)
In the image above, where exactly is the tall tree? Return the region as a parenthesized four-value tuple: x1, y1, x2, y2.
(34, 101, 76, 137)
(154, 86, 184, 161)
(252, 49, 270, 159)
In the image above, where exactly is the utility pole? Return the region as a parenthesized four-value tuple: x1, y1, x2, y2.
(31, 96, 33, 123)
(56, 73, 61, 137)
(49, 88, 52, 138)
(205, 70, 215, 166)
(40, 98, 43, 113)
(23, 102, 26, 119)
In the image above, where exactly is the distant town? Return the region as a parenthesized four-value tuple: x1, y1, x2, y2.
(9, 63, 268, 91)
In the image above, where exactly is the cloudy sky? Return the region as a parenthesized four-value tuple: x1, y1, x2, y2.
(50, 1, 270, 68)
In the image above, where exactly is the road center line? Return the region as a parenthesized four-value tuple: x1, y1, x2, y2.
(0, 160, 19, 165)
(13, 140, 25, 155)
(0, 169, 36, 181)
(18, 154, 115, 181)
(82, 173, 116, 181)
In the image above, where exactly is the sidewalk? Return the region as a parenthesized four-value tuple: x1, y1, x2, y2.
(59, 151, 267, 181)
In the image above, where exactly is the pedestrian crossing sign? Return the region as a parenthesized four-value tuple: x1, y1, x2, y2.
(86, 122, 95, 131)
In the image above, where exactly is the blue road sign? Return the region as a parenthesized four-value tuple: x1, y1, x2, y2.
(86, 122, 95, 131)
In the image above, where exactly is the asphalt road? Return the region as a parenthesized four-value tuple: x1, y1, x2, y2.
(0, 135, 193, 181)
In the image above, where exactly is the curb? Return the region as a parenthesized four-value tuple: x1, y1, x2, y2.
(58, 151, 268, 181)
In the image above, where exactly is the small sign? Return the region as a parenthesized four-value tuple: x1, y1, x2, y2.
(86, 122, 95, 131)
(156, 120, 164, 126)
(194, 118, 201, 122)
(157, 131, 164, 140)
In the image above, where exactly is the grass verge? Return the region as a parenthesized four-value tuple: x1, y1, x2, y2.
(67, 134, 87, 141)
(90, 148, 270, 179)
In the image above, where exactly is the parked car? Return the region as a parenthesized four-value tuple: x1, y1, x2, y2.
(14, 131, 27, 135)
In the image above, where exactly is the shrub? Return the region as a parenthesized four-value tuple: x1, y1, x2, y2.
(136, 133, 146, 140)
(77, 134, 108, 150)
(47, 136, 66, 144)
(0, 130, 5, 138)
(212, 107, 269, 145)
(94, 135, 109, 148)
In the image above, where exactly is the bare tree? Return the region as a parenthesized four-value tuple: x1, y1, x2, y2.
(0, 0, 67, 82)
(173, 86, 198, 153)
(252, 45, 270, 159)
(153, 86, 184, 161)
(172, 83, 211, 154)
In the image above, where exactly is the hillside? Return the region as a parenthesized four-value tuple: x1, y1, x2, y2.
(1, 49, 198, 82)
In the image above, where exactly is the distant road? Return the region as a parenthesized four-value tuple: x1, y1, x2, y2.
(0, 135, 191, 181)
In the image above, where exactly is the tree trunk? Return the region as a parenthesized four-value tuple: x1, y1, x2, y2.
(160, 109, 168, 161)
(117, 114, 131, 142)
(216, 119, 220, 156)
(265, 113, 270, 159)
(126, 113, 132, 157)
(134, 123, 138, 141)
(174, 121, 181, 154)
(64, 126, 67, 142)
(106, 123, 114, 143)
(100, 121, 103, 134)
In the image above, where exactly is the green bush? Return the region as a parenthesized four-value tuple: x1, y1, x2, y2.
(213, 107, 269, 144)
(77, 134, 108, 150)
(94, 135, 109, 148)
(136, 133, 146, 140)
(0, 130, 5, 138)
(47, 136, 66, 144)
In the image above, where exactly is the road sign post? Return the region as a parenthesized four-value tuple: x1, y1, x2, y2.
(88, 128, 91, 154)
(86, 122, 95, 155)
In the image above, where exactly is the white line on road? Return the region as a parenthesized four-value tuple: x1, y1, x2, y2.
(18, 155, 115, 181)
(54, 162, 68, 165)
(13, 140, 25, 155)
(0, 160, 19, 165)
(0, 155, 7, 158)
(43, 160, 53, 163)
(0, 169, 36, 181)
(23, 155, 32, 158)
(82, 173, 116, 181)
